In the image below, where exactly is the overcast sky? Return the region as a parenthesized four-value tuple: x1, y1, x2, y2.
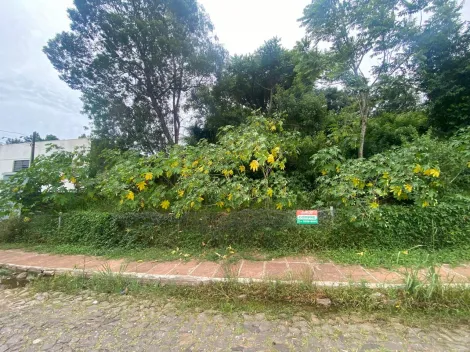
(0, 0, 469, 141)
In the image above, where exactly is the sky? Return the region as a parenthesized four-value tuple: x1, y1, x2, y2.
(0, 0, 469, 141)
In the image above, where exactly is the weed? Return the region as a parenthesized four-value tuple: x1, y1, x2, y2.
(30, 271, 470, 325)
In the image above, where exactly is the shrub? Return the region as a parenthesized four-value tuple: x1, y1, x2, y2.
(0, 216, 28, 243)
(2, 204, 469, 252)
(311, 130, 470, 219)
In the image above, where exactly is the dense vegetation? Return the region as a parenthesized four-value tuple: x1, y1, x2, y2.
(1, 0, 470, 264)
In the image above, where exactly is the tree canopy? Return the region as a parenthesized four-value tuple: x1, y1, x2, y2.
(44, 0, 225, 153)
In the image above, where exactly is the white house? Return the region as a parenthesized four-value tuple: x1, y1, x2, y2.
(0, 138, 91, 180)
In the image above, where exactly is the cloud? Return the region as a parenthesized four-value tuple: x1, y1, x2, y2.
(0, 0, 87, 139)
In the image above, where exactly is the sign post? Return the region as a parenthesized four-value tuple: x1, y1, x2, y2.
(296, 210, 318, 225)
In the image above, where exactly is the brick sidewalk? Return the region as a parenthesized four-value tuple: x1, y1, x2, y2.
(1, 250, 469, 286)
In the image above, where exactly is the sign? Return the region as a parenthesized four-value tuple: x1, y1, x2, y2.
(296, 210, 318, 225)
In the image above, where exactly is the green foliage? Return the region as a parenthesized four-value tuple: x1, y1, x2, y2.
(0, 145, 92, 215)
(312, 129, 470, 221)
(5, 134, 59, 145)
(187, 38, 298, 142)
(412, 0, 470, 134)
(300, 0, 433, 157)
(365, 111, 428, 156)
(98, 114, 300, 216)
(44, 0, 224, 150)
(0, 216, 28, 243)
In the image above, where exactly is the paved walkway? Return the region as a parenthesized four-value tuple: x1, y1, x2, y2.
(1, 250, 470, 286)
(3, 287, 469, 351)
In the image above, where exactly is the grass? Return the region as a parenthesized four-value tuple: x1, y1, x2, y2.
(316, 247, 470, 269)
(1, 242, 470, 269)
(29, 268, 470, 325)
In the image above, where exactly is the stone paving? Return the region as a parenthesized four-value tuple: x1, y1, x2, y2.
(1, 286, 470, 351)
(1, 250, 470, 286)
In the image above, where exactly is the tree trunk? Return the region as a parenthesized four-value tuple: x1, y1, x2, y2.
(358, 92, 369, 159)
(358, 113, 368, 158)
(268, 87, 273, 114)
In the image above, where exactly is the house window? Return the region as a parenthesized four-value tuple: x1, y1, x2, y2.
(13, 160, 30, 172)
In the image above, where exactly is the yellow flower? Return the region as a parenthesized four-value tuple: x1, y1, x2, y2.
(391, 185, 402, 197)
(267, 188, 273, 197)
(422, 201, 430, 207)
(366, 182, 373, 187)
(279, 161, 285, 170)
(140, 201, 145, 209)
(192, 160, 199, 167)
(402, 250, 409, 255)
(249, 160, 260, 172)
(276, 203, 283, 210)
(382, 172, 390, 179)
(166, 170, 172, 178)
(197, 166, 204, 173)
(413, 164, 423, 174)
(126, 191, 135, 201)
(357, 252, 364, 256)
(404, 184, 413, 192)
(119, 199, 124, 205)
(177, 190, 185, 197)
(171, 161, 179, 168)
(271, 147, 280, 157)
(12, 187, 19, 193)
(239, 165, 246, 173)
(216, 201, 225, 208)
(424, 168, 440, 178)
(60, 175, 66, 181)
(352, 177, 361, 187)
(222, 169, 234, 177)
(370, 201, 379, 209)
(336, 166, 341, 173)
(23, 217, 31, 223)
(267, 154, 275, 164)
(144, 172, 153, 181)
(70, 177, 77, 184)
(190, 201, 195, 208)
(160, 200, 170, 210)
(136, 181, 146, 191)
(270, 124, 277, 131)
(227, 193, 233, 201)
(321, 170, 328, 176)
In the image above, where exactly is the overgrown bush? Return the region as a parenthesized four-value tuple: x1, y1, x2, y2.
(312, 129, 470, 219)
(2, 203, 470, 251)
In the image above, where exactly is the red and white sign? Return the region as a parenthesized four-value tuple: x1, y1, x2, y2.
(296, 210, 318, 216)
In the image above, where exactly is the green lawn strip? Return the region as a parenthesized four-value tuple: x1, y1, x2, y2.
(316, 247, 470, 269)
(1, 243, 470, 269)
(30, 272, 470, 326)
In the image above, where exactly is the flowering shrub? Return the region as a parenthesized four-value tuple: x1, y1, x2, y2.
(0, 145, 91, 215)
(311, 130, 470, 221)
(98, 114, 301, 217)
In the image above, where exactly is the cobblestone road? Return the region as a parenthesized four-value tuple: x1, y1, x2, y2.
(0, 287, 469, 351)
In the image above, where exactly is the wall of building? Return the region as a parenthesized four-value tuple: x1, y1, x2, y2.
(0, 138, 90, 179)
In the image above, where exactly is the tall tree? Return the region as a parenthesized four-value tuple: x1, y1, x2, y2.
(187, 38, 296, 141)
(300, 0, 427, 158)
(227, 38, 296, 113)
(44, 0, 224, 153)
(412, 0, 470, 134)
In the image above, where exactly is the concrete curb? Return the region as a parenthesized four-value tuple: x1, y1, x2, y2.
(3, 262, 470, 289)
